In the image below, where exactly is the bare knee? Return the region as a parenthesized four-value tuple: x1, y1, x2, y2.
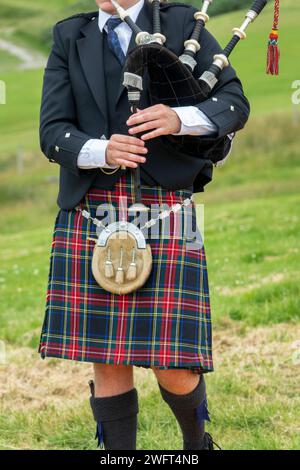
(93, 363, 134, 397)
(151, 367, 200, 394)
(94, 363, 133, 378)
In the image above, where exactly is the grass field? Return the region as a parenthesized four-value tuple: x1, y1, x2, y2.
(0, 50, 21, 72)
(0, 0, 299, 451)
(209, 0, 298, 116)
(1, 113, 299, 450)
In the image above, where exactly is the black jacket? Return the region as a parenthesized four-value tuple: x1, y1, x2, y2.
(39, 1, 250, 210)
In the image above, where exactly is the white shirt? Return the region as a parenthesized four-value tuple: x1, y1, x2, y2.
(77, 0, 233, 169)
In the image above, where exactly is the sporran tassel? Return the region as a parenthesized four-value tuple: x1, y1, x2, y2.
(126, 248, 137, 281)
(267, 0, 280, 75)
(115, 246, 125, 284)
(115, 267, 125, 284)
(104, 247, 114, 278)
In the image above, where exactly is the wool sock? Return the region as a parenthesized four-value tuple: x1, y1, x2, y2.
(158, 375, 210, 450)
(89, 380, 139, 450)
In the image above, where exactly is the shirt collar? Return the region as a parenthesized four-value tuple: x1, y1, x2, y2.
(98, 0, 145, 33)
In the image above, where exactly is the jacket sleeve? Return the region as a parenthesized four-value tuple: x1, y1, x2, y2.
(184, 6, 251, 139)
(39, 23, 95, 177)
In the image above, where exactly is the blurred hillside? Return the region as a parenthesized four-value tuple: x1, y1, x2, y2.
(0, 0, 298, 159)
(0, 0, 96, 54)
(0, 0, 253, 54)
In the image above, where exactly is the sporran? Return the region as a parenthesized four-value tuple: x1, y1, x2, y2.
(76, 194, 194, 295)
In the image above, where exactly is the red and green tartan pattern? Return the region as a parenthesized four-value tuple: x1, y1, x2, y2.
(38, 171, 213, 374)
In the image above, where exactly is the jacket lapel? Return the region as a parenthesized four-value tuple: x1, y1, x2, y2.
(76, 1, 153, 119)
(76, 17, 107, 121)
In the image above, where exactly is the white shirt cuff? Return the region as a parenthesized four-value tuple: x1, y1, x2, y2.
(171, 106, 217, 136)
(77, 139, 119, 169)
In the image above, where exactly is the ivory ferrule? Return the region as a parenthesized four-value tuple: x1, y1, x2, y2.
(152, 32, 166, 45)
(184, 38, 201, 53)
(213, 54, 229, 69)
(194, 11, 209, 24)
(232, 27, 247, 40)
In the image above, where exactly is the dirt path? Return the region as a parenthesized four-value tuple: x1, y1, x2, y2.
(0, 38, 46, 69)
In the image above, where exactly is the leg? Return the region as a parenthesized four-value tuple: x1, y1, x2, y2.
(93, 363, 134, 397)
(89, 364, 139, 450)
(152, 367, 200, 395)
(152, 367, 212, 450)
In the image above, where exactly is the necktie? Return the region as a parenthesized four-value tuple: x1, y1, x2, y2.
(105, 17, 126, 66)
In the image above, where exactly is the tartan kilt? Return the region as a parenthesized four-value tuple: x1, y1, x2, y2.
(38, 170, 213, 374)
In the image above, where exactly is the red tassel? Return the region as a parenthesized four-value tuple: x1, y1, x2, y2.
(266, 0, 280, 76)
(266, 31, 280, 75)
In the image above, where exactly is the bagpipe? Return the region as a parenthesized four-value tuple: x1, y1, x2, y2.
(109, 0, 268, 209)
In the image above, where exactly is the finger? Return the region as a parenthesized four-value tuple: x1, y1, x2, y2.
(141, 127, 166, 141)
(128, 120, 161, 135)
(115, 158, 138, 169)
(139, 104, 162, 113)
(115, 142, 148, 154)
(127, 111, 160, 126)
(115, 152, 147, 164)
(113, 134, 145, 146)
(115, 154, 147, 168)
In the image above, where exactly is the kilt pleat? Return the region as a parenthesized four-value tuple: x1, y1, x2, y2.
(38, 170, 213, 374)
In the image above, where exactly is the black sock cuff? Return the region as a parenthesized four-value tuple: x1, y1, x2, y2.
(90, 387, 139, 422)
(158, 375, 206, 409)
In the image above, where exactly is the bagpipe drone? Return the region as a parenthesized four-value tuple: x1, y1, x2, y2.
(109, 0, 269, 209)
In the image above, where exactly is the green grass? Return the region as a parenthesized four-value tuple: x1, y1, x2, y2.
(0, 114, 299, 450)
(0, 69, 43, 155)
(1, 321, 299, 450)
(209, 0, 298, 116)
(0, 50, 22, 72)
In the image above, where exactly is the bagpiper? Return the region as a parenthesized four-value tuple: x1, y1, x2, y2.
(38, 0, 256, 450)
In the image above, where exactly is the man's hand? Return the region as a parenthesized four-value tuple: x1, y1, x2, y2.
(105, 134, 148, 168)
(126, 104, 181, 141)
